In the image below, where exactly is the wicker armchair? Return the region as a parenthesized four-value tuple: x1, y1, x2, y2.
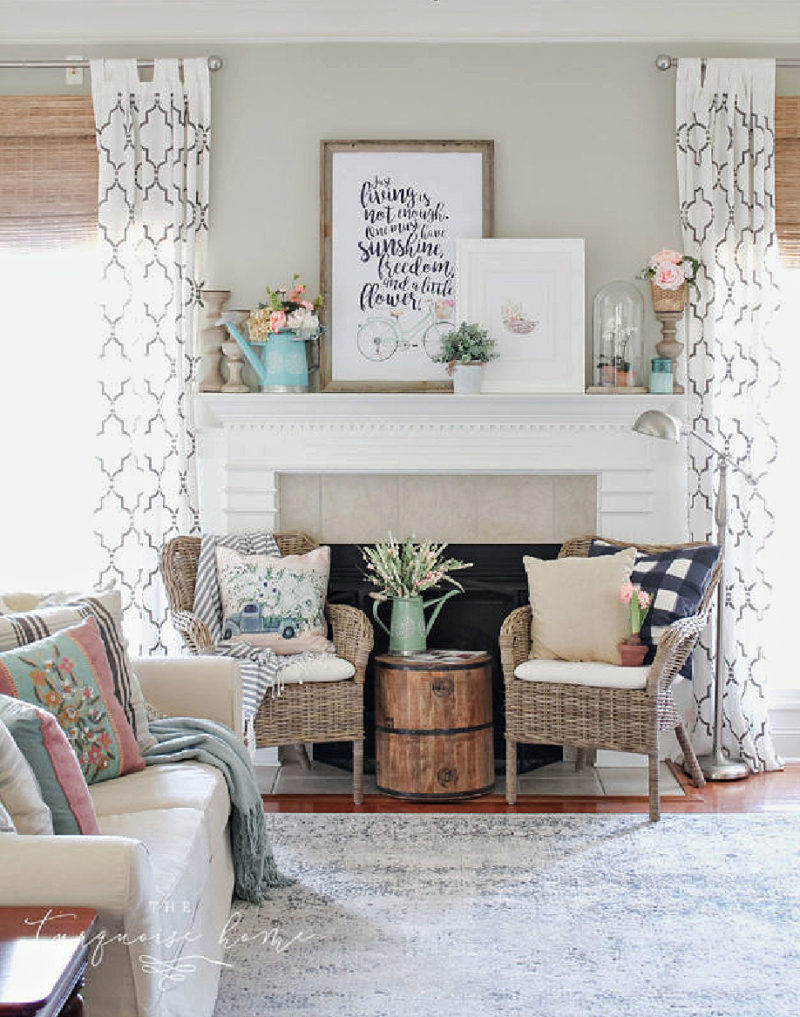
(160, 533, 373, 804)
(499, 535, 722, 820)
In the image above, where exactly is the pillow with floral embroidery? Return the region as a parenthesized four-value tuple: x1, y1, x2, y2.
(0, 616, 144, 784)
(215, 545, 335, 654)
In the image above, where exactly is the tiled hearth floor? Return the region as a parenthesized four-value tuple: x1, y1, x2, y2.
(256, 759, 683, 797)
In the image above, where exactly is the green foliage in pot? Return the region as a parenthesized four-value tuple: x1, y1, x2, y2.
(434, 322, 499, 373)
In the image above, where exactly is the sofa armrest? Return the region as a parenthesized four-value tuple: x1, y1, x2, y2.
(0, 835, 161, 1015)
(0, 834, 154, 914)
(132, 656, 243, 737)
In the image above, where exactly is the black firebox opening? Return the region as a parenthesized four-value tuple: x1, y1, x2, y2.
(313, 543, 562, 775)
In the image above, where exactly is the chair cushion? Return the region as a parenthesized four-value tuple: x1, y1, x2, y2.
(514, 658, 650, 690)
(0, 617, 145, 785)
(0, 696, 98, 834)
(524, 547, 637, 665)
(89, 761, 230, 852)
(589, 540, 721, 675)
(216, 544, 335, 654)
(279, 655, 355, 685)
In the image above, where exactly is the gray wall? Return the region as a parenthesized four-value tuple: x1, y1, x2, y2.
(2, 42, 799, 373)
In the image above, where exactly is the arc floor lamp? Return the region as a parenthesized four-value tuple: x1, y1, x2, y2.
(633, 409, 753, 781)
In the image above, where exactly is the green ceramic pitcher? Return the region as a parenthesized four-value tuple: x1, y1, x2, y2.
(372, 590, 459, 656)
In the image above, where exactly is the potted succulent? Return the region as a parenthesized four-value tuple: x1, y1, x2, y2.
(433, 321, 498, 394)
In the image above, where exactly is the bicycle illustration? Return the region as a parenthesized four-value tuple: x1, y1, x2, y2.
(357, 299, 455, 362)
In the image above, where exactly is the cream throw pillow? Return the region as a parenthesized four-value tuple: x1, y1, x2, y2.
(524, 547, 637, 665)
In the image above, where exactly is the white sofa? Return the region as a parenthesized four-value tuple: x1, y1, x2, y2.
(0, 655, 243, 1017)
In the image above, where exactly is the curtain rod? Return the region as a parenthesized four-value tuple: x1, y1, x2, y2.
(656, 53, 800, 70)
(0, 55, 223, 71)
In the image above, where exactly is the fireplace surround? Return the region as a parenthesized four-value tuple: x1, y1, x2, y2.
(196, 391, 689, 767)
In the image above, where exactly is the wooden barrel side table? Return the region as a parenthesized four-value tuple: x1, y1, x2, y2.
(374, 650, 494, 800)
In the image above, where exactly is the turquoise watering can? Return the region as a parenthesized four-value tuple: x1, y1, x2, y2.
(372, 590, 460, 656)
(221, 318, 315, 392)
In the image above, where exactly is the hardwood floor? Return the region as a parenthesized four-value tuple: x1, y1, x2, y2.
(262, 762, 800, 814)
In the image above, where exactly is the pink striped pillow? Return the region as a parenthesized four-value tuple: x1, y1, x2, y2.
(0, 695, 99, 835)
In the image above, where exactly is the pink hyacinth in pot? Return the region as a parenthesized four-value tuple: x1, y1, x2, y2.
(618, 582, 652, 666)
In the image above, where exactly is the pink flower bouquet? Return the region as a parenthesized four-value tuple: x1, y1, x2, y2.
(248, 274, 323, 343)
(640, 249, 700, 294)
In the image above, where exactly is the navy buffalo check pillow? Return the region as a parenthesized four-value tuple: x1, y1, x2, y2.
(588, 540, 721, 677)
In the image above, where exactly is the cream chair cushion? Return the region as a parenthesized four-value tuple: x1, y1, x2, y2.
(524, 547, 637, 665)
(279, 655, 355, 684)
(514, 658, 650, 691)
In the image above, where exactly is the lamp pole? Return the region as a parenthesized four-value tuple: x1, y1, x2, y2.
(632, 410, 752, 781)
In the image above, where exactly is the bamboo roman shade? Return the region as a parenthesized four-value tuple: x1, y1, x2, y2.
(776, 96, 800, 269)
(0, 95, 97, 248)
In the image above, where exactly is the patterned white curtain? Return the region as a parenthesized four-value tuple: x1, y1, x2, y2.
(676, 58, 782, 771)
(91, 59, 209, 654)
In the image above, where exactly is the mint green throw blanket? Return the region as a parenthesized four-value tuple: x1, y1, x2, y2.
(144, 717, 289, 902)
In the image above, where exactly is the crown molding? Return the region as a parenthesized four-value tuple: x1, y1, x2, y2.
(1, 1, 799, 45)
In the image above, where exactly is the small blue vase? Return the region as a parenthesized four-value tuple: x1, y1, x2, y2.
(260, 329, 309, 392)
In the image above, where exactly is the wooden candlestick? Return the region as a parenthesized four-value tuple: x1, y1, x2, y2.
(221, 309, 251, 392)
(199, 289, 231, 392)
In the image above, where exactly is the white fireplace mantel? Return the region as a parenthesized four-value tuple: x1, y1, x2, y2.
(196, 392, 689, 543)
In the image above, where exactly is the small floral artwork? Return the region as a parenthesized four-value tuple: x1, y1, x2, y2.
(501, 299, 538, 336)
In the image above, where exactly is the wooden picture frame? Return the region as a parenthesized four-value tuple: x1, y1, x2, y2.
(320, 140, 494, 392)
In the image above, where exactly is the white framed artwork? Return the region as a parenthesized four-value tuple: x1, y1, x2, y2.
(456, 238, 585, 393)
(320, 140, 494, 391)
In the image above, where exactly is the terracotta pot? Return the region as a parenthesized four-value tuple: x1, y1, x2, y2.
(650, 280, 686, 313)
(618, 639, 648, 667)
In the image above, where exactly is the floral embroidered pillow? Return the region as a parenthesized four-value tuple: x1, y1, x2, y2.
(0, 616, 145, 784)
(215, 545, 334, 654)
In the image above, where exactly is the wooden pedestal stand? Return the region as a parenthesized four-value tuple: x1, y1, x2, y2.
(653, 309, 685, 395)
(650, 280, 686, 395)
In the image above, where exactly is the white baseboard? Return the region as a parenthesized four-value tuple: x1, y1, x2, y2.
(253, 746, 280, 766)
(769, 689, 800, 764)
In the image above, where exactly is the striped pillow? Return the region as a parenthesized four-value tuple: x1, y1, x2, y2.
(0, 699, 98, 835)
(0, 617, 145, 785)
(0, 715, 54, 835)
(0, 591, 155, 751)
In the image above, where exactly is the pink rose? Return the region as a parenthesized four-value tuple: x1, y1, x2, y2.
(650, 249, 683, 268)
(653, 262, 686, 291)
(270, 310, 287, 332)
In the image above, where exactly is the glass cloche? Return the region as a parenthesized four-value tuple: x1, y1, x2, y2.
(590, 281, 646, 391)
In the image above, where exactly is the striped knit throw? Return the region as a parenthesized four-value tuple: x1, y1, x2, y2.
(193, 532, 293, 740)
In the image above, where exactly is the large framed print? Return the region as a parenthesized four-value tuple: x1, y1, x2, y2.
(456, 239, 585, 393)
(320, 140, 494, 391)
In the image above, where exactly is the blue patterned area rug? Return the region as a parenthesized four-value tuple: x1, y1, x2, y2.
(213, 813, 799, 1017)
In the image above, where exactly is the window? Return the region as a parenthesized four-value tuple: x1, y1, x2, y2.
(0, 96, 101, 592)
(765, 97, 800, 691)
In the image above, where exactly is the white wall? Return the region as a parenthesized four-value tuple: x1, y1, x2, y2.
(2, 41, 799, 378)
